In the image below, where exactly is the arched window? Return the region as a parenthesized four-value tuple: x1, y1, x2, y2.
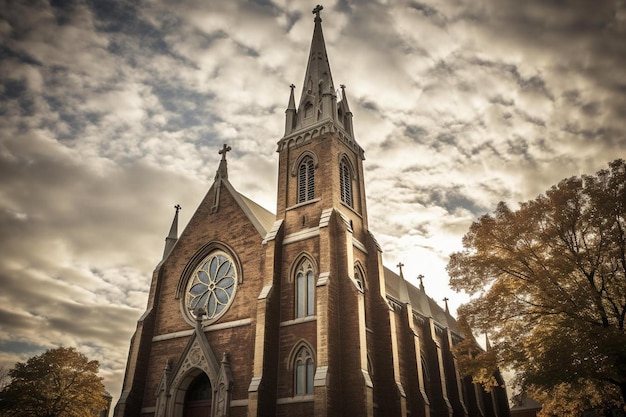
(298, 157, 315, 203)
(354, 266, 365, 292)
(294, 345, 315, 395)
(339, 158, 353, 207)
(295, 259, 315, 318)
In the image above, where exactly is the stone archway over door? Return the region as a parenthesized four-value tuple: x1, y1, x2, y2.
(184, 372, 212, 417)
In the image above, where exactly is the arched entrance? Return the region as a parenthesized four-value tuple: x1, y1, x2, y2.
(183, 372, 212, 417)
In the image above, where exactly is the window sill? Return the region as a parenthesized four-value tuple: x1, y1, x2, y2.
(277, 395, 314, 404)
(280, 315, 317, 327)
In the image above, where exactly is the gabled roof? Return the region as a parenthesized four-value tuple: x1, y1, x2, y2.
(384, 266, 460, 334)
(236, 191, 276, 235)
(220, 179, 276, 237)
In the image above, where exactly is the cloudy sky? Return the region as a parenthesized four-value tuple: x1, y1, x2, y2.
(1, 0, 625, 408)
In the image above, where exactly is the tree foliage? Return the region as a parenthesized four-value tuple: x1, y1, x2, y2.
(528, 379, 621, 417)
(0, 347, 107, 417)
(448, 159, 626, 405)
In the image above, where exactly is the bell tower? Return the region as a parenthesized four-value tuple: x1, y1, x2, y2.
(268, 6, 384, 416)
(276, 4, 367, 241)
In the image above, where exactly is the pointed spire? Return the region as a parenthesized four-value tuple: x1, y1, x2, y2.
(296, 4, 336, 129)
(339, 84, 354, 136)
(162, 204, 180, 260)
(397, 262, 410, 304)
(215, 143, 231, 180)
(287, 84, 296, 110)
(285, 84, 296, 135)
(339, 84, 351, 113)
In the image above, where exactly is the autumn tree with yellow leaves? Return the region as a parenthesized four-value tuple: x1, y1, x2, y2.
(0, 347, 108, 417)
(448, 159, 626, 415)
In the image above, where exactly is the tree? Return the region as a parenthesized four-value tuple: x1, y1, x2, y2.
(447, 159, 626, 409)
(0, 347, 107, 417)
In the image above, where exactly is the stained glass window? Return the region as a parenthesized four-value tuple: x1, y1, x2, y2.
(186, 251, 237, 321)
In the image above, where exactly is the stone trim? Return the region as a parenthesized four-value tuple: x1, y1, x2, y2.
(280, 315, 317, 327)
(352, 237, 368, 254)
(283, 227, 320, 245)
(276, 395, 315, 404)
(152, 319, 252, 342)
(262, 219, 283, 244)
(285, 197, 321, 211)
(317, 272, 330, 286)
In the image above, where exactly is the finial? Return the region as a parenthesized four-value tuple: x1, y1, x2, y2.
(219, 144, 232, 161)
(222, 352, 229, 364)
(340, 84, 346, 90)
(313, 4, 323, 19)
(174, 204, 181, 213)
(396, 262, 404, 276)
(290, 83, 295, 90)
(443, 297, 450, 312)
(417, 274, 425, 289)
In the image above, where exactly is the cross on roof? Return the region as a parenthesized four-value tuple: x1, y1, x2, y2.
(443, 297, 450, 311)
(396, 262, 404, 274)
(417, 274, 424, 288)
(312, 4, 323, 18)
(219, 144, 232, 161)
(174, 204, 181, 213)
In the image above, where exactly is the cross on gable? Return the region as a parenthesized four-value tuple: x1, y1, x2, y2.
(219, 144, 232, 161)
(396, 262, 404, 273)
(312, 4, 323, 18)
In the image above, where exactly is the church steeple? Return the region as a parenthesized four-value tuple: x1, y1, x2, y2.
(285, 5, 344, 134)
(162, 204, 180, 260)
(299, 5, 335, 104)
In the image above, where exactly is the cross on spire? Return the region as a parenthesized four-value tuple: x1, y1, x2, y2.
(219, 144, 232, 161)
(174, 204, 181, 213)
(312, 4, 323, 19)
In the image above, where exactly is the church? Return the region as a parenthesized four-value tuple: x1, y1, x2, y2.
(114, 6, 510, 417)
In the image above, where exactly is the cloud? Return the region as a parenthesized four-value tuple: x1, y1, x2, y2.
(0, 0, 625, 410)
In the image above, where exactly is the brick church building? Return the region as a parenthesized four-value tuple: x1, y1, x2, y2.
(114, 6, 510, 417)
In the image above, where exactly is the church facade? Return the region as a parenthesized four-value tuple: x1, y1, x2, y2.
(114, 7, 509, 417)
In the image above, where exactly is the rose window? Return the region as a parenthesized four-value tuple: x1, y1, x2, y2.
(185, 251, 237, 321)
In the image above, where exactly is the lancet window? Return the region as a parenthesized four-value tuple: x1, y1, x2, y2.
(298, 156, 315, 203)
(340, 158, 353, 207)
(294, 345, 315, 395)
(295, 258, 315, 318)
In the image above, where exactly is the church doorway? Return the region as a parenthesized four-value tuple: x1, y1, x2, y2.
(183, 372, 212, 417)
